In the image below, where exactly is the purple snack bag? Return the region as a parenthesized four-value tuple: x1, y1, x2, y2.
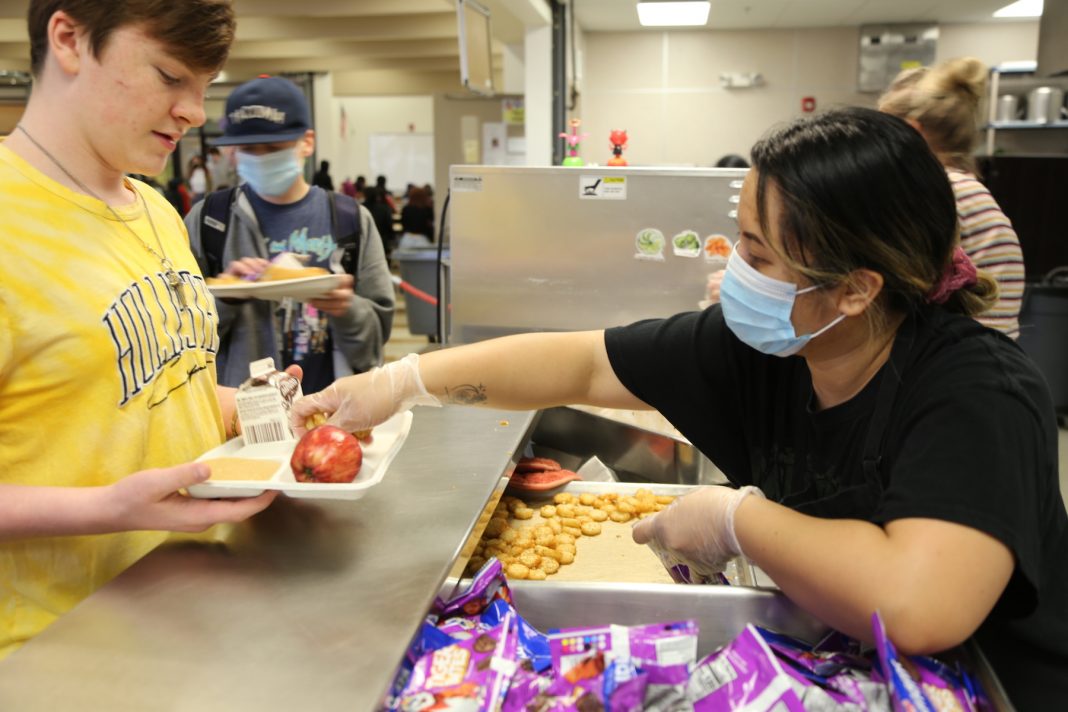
(642, 535, 728, 585)
(606, 671, 647, 712)
(501, 666, 553, 712)
(757, 627, 871, 679)
(482, 598, 552, 673)
(436, 558, 511, 621)
(550, 625, 613, 681)
(438, 616, 491, 641)
(621, 620, 699, 669)
(400, 613, 519, 712)
(602, 657, 648, 712)
(388, 623, 455, 710)
(545, 673, 607, 711)
(827, 669, 892, 710)
(686, 625, 806, 711)
(415, 621, 463, 661)
(910, 656, 977, 712)
(871, 611, 937, 712)
(615, 619, 697, 705)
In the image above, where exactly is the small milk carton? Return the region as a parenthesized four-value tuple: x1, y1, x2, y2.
(235, 357, 302, 444)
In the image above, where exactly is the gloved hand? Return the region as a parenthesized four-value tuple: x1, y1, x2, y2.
(697, 269, 725, 310)
(290, 353, 441, 435)
(632, 485, 764, 581)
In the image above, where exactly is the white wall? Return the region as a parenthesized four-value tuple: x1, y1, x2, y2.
(936, 21, 1039, 67)
(313, 85, 435, 191)
(579, 27, 873, 167)
(578, 23, 1041, 168)
(308, 21, 1041, 178)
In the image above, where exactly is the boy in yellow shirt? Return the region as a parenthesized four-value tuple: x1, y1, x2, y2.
(0, 0, 280, 658)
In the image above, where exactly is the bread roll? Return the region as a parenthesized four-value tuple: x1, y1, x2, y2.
(260, 265, 329, 282)
(205, 274, 244, 285)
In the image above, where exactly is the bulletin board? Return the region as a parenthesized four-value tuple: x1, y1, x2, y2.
(369, 133, 434, 191)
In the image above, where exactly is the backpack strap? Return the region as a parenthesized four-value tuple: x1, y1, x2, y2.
(200, 186, 238, 276)
(328, 190, 362, 277)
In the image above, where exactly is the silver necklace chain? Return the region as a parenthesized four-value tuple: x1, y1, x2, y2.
(15, 123, 188, 306)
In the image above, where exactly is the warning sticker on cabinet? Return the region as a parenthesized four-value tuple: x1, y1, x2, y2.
(579, 175, 627, 200)
(451, 175, 484, 192)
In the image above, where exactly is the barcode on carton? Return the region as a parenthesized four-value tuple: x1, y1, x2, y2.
(245, 420, 288, 445)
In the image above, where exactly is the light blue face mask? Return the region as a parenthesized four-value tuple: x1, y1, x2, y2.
(720, 245, 845, 357)
(236, 147, 303, 197)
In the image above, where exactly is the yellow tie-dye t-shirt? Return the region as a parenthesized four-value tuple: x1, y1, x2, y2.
(0, 144, 227, 658)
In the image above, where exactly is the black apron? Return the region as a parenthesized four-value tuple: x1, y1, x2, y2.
(789, 328, 914, 519)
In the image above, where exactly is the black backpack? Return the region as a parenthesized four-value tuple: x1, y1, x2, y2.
(200, 186, 362, 278)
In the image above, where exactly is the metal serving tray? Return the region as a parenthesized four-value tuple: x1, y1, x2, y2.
(431, 407, 1016, 710)
(510, 579, 826, 652)
(506, 581, 1013, 710)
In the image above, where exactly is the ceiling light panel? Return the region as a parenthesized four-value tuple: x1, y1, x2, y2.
(637, 1, 712, 27)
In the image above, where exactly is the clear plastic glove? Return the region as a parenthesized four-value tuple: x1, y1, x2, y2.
(632, 485, 764, 579)
(290, 353, 441, 436)
(697, 269, 725, 310)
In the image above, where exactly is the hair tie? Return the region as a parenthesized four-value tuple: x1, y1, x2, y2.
(926, 246, 977, 304)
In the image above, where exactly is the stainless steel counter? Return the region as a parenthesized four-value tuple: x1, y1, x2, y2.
(0, 406, 537, 712)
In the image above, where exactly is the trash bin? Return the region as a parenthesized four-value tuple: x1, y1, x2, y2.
(1018, 268, 1068, 415)
(395, 248, 448, 337)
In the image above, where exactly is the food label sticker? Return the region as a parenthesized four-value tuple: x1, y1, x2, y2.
(671, 230, 701, 258)
(579, 175, 627, 200)
(704, 234, 733, 265)
(634, 228, 666, 261)
(451, 175, 483, 192)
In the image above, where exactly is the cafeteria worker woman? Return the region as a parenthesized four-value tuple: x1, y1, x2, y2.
(293, 108, 1067, 707)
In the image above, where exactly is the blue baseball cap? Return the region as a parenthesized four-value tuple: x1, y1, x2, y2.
(213, 76, 310, 146)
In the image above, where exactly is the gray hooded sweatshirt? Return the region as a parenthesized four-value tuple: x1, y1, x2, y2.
(186, 188, 395, 388)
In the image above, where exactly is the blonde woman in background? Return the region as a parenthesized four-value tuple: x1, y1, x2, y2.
(879, 56, 1025, 339)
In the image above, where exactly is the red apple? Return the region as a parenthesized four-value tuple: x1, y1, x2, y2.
(290, 425, 363, 483)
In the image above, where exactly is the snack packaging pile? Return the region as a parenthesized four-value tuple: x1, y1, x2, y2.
(386, 559, 990, 712)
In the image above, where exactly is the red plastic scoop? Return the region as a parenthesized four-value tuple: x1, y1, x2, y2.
(508, 457, 582, 491)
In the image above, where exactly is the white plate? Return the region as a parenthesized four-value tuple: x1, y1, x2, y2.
(206, 274, 344, 301)
(188, 411, 413, 500)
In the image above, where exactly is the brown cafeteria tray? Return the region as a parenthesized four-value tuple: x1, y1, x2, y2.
(464, 481, 756, 586)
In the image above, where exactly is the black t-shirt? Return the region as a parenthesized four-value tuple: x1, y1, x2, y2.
(246, 186, 336, 394)
(401, 204, 434, 241)
(604, 305, 1068, 708)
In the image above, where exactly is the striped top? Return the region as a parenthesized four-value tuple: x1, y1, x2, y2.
(949, 170, 1025, 339)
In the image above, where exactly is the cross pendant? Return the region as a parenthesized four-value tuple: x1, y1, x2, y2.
(165, 269, 188, 308)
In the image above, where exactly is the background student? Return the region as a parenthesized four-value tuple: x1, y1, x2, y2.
(186, 76, 394, 393)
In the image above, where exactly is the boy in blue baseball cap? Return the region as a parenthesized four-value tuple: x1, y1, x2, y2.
(187, 76, 394, 393)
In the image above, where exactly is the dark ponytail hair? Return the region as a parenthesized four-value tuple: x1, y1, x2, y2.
(749, 107, 996, 332)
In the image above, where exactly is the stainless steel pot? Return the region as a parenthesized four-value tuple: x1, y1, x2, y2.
(996, 94, 1021, 122)
(1027, 86, 1066, 123)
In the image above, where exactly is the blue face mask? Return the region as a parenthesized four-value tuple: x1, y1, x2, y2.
(720, 245, 845, 357)
(236, 147, 303, 197)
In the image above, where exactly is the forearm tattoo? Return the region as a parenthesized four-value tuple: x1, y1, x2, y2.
(444, 383, 488, 405)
